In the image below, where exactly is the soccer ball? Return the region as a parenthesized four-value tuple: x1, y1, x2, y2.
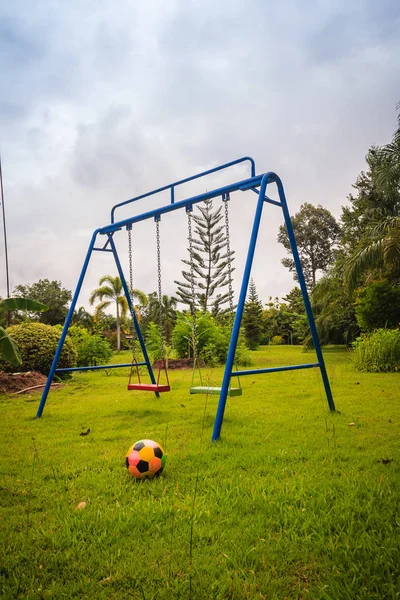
(126, 439, 166, 479)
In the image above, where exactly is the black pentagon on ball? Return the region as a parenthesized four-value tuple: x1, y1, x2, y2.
(155, 467, 164, 477)
(125, 457, 130, 469)
(133, 441, 145, 451)
(136, 460, 149, 473)
(154, 447, 163, 459)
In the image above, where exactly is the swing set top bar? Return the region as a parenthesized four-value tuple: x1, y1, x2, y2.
(101, 172, 280, 236)
(110, 156, 256, 223)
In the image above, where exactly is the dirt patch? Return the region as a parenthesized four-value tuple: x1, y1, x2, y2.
(0, 371, 49, 394)
(153, 358, 205, 370)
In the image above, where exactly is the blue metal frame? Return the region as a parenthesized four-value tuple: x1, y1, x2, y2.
(56, 362, 146, 373)
(211, 172, 335, 441)
(36, 157, 335, 436)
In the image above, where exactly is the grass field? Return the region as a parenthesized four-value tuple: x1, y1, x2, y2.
(0, 345, 399, 599)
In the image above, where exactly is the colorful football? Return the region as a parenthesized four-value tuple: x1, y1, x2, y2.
(126, 439, 166, 479)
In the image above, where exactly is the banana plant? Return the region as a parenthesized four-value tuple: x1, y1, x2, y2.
(0, 298, 48, 366)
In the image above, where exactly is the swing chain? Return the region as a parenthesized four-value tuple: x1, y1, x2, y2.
(156, 218, 165, 359)
(223, 193, 234, 325)
(128, 227, 134, 295)
(127, 226, 137, 349)
(187, 210, 198, 362)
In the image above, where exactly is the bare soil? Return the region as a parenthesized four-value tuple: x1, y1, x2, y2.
(0, 371, 49, 394)
(153, 358, 205, 370)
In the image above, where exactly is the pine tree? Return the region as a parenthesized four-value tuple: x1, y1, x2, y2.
(175, 199, 234, 315)
(242, 279, 263, 350)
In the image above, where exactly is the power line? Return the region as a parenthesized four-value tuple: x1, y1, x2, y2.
(0, 153, 11, 325)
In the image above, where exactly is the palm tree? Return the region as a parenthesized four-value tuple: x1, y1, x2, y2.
(89, 276, 129, 352)
(130, 288, 148, 323)
(89, 276, 148, 351)
(344, 216, 400, 291)
(161, 294, 178, 344)
(145, 292, 177, 344)
(72, 306, 94, 329)
(375, 102, 400, 199)
(345, 104, 400, 291)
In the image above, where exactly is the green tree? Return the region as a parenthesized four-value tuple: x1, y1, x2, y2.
(130, 289, 148, 323)
(310, 271, 359, 346)
(175, 200, 234, 315)
(89, 275, 129, 352)
(72, 306, 94, 329)
(281, 287, 304, 314)
(355, 281, 400, 332)
(281, 287, 308, 344)
(278, 203, 341, 289)
(242, 279, 263, 349)
(13, 279, 72, 325)
(145, 322, 165, 363)
(159, 294, 177, 344)
(342, 104, 400, 291)
(261, 289, 309, 345)
(143, 293, 177, 344)
(374, 102, 400, 201)
(344, 215, 400, 290)
(263, 297, 282, 342)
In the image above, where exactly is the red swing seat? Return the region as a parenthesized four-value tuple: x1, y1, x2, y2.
(127, 358, 170, 392)
(127, 383, 170, 392)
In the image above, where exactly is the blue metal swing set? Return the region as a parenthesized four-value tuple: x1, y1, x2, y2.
(36, 157, 336, 441)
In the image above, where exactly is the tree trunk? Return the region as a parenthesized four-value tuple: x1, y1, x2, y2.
(310, 249, 316, 288)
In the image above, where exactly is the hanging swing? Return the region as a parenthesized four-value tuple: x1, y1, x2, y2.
(188, 193, 242, 397)
(127, 219, 171, 393)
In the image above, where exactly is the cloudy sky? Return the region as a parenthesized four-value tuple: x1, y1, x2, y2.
(1, 0, 399, 313)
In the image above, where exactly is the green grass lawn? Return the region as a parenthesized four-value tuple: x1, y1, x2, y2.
(1, 346, 399, 599)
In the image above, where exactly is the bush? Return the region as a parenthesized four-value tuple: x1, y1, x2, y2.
(144, 322, 173, 363)
(200, 343, 220, 368)
(355, 281, 400, 331)
(235, 341, 253, 366)
(172, 313, 253, 366)
(67, 325, 113, 367)
(172, 313, 231, 365)
(0, 322, 77, 374)
(103, 330, 131, 351)
(353, 328, 400, 372)
(270, 335, 284, 345)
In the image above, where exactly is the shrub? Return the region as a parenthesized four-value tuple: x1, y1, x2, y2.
(144, 322, 173, 363)
(200, 343, 220, 368)
(0, 322, 77, 374)
(103, 330, 131, 351)
(355, 281, 400, 331)
(270, 335, 284, 345)
(173, 313, 231, 365)
(172, 313, 253, 366)
(67, 325, 113, 367)
(353, 328, 400, 372)
(235, 340, 253, 366)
